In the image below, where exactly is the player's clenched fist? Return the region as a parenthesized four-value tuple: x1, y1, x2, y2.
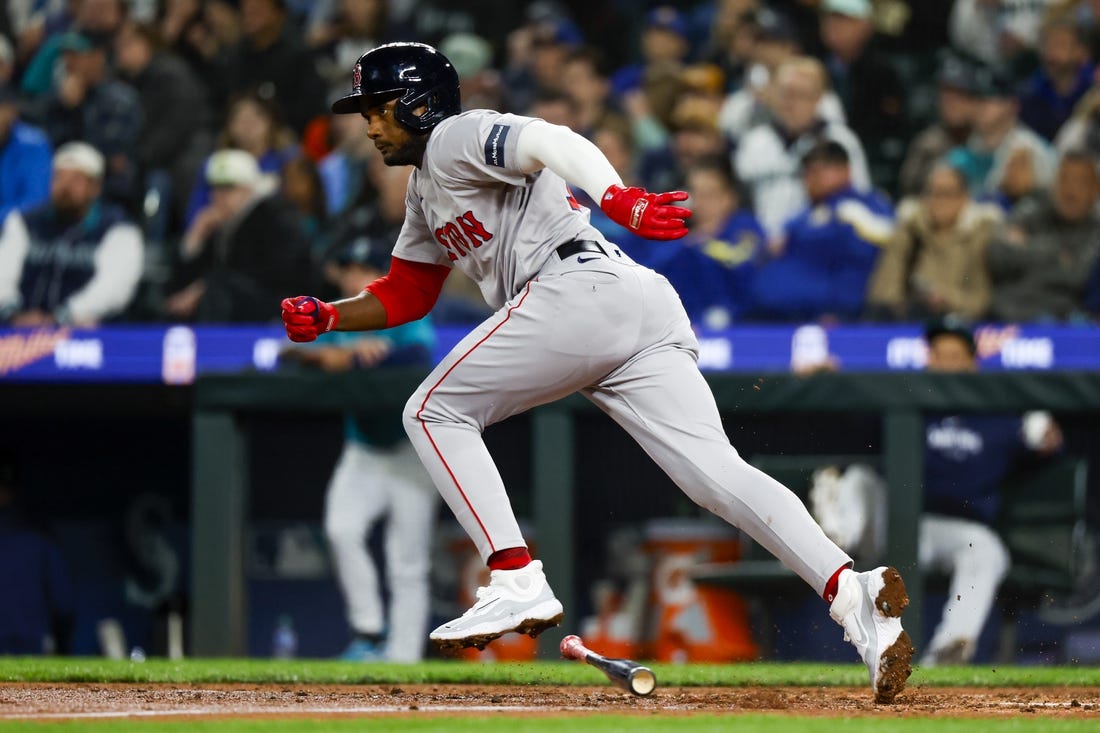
(281, 296, 339, 342)
(600, 184, 692, 240)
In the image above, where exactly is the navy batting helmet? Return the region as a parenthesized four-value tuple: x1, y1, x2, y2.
(330, 42, 461, 133)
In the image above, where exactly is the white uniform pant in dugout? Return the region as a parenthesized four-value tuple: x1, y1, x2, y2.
(919, 514, 1010, 663)
(324, 440, 438, 662)
(402, 250, 851, 596)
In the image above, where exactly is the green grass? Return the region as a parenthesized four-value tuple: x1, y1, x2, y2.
(2, 658, 1097, 732)
(0, 717, 1098, 733)
(1, 657, 1099, 687)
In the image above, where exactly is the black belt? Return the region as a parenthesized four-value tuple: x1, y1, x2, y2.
(556, 239, 607, 260)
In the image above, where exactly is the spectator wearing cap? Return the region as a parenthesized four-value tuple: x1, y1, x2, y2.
(279, 236, 437, 664)
(165, 148, 312, 322)
(18, 0, 127, 97)
(501, 12, 584, 114)
(717, 8, 847, 142)
(0, 84, 53, 221)
(917, 315, 1061, 663)
(0, 141, 143, 326)
(1018, 19, 1095, 141)
(734, 55, 871, 239)
(818, 0, 906, 194)
(610, 6, 691, 152)
(220, 0, 327, 135)
(748, 140, 892, 322)
(867, 161, 1002, 321)
(986, 149, 1100, 322)
(898, 51, 980, 197)
(113, 19, 213, 240)
(609, 6, 691, 99)
(40, 30, 144, 209)
(184, 90, 299, 228)
(947, 63, 1055, 209)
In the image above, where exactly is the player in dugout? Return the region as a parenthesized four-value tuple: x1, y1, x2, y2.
(281, 42, 913, 703)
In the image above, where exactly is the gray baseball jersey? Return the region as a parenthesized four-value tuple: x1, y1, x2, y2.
(394, 108, 852, 602)
(392, 110, 608, 309)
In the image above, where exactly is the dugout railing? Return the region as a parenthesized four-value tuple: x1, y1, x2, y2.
(189, 369, 1100, 658)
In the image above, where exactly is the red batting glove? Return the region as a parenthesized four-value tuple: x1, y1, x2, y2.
(600, 184, 692, 240)
(281, 296, 339, 343)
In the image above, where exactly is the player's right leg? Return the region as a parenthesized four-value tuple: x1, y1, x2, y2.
(583, 271, 912, 701)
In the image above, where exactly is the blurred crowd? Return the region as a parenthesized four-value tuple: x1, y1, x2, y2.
(3, 0, 1100, 329)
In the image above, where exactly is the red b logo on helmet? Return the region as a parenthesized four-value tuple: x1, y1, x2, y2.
(352, 63, 362, 91)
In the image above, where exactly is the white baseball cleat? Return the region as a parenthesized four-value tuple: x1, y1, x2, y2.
(829, 566, 913, 704)
(430, 560, 564, 652)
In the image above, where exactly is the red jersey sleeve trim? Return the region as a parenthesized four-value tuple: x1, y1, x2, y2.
(363, 256, 451, 328)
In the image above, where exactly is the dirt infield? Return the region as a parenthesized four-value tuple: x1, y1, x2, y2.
(1, 683, 1098, 720)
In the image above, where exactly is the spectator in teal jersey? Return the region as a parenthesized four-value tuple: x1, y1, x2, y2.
(280, 236, 437, 662)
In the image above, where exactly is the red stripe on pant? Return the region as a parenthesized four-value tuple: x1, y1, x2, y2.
(415, 280, 536, 553)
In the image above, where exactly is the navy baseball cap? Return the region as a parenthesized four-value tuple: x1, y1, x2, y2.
(755, 8, 797, 42)
(937, 52, 978, 94)
(646, 6, 688, 37)
(924, 314, 976, 355)
(533, 18, 583, 47)
(800, 140, 850, 168)
(971, 64, 1017, 99)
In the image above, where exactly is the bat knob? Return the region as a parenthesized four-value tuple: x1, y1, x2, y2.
(628, 667, 657, 696)
(560, 634, 586, 660)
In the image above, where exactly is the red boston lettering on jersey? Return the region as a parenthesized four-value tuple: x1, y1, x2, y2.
(434, 211, 495, 259)
(457, 211, 493, 246)
(434, 222, 470, 261)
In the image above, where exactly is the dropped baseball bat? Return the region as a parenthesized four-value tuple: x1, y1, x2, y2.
(559, 634, 656, 696)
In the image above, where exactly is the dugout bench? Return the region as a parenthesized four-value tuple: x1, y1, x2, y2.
(190, 370, 1100, 658)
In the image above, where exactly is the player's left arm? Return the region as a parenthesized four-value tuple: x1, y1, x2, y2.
(282, 257, 450, 342)
(514, 120, 691, 240)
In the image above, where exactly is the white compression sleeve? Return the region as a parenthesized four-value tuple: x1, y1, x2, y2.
(514, 119, 623, 202)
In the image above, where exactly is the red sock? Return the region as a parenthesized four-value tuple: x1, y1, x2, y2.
(488, 547, 531, 571)
(822, 563, 852, 604)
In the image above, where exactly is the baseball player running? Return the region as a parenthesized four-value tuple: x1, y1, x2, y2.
(282, 42, 912, 702)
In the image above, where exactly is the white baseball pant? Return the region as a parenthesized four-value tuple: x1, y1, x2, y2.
(402, 253, 852, 596)
(323, 439, 438, 662)
(919, 514, 1011, 659)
